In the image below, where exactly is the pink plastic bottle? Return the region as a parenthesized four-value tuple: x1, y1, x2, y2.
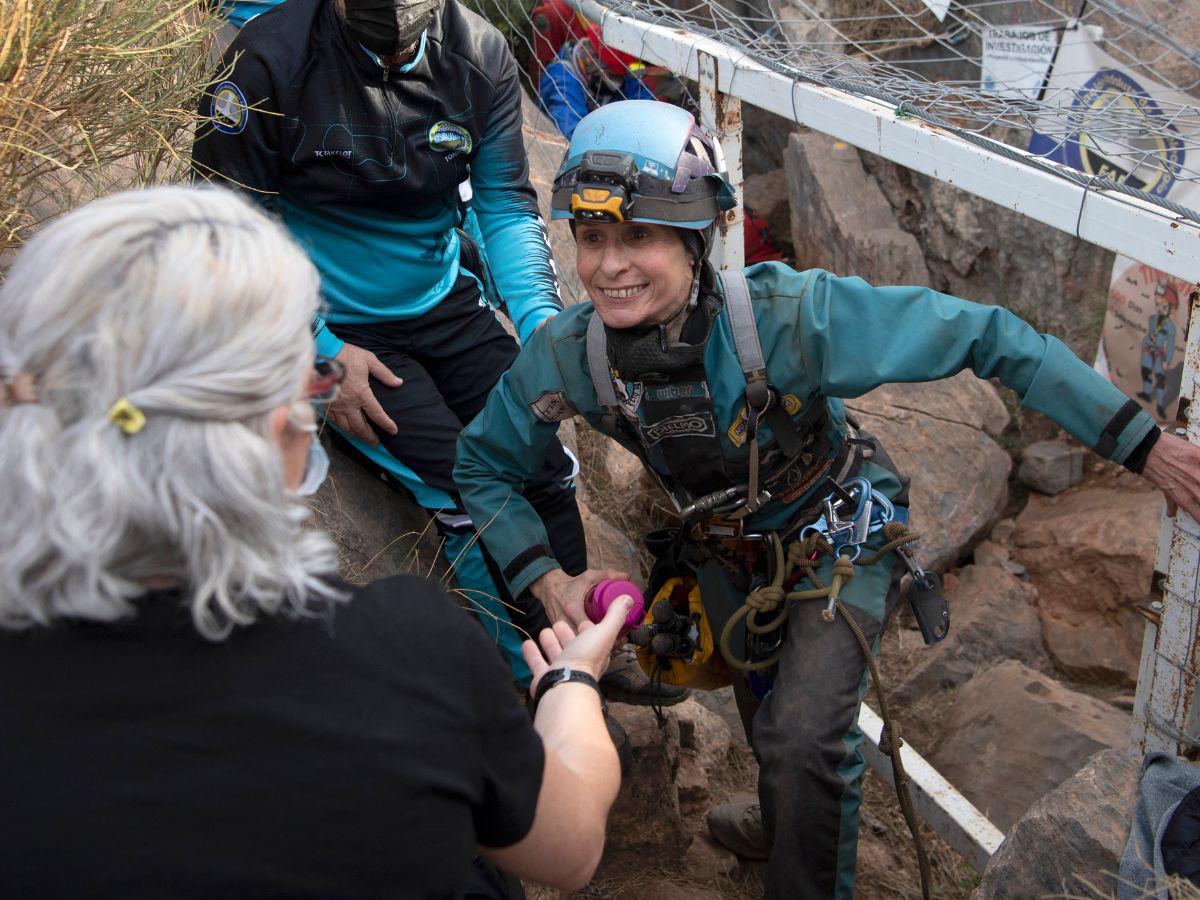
(583, 579, 646, 637)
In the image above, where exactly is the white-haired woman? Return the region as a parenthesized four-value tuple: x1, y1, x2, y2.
(0, 185, 623, 899)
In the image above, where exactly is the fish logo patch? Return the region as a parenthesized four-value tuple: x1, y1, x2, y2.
(428, 121, 473, 158)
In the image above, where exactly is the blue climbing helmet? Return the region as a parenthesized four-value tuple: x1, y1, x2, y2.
(551, 100, 737, 253)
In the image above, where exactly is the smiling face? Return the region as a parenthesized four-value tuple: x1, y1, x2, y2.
(575, 221, 695, 330)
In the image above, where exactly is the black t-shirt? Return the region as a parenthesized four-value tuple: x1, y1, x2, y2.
(0, 575, 543, 899)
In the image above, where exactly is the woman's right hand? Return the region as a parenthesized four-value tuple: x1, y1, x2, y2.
(523, 593, 634, 697)
(529, 567, 625, 627)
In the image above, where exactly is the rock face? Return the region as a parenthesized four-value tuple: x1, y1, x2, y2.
(1019, 440, 1086, 496)
(784, 129, 931, 286)
(308, 437, 446, 581)
(931, 660, 1130, 831)
(974, 749, 1141, 899)
(601, 705, 688, 869)
(672, 699, 734, 815)
(859, 153, 1115, 359)
(578, 499, 643, 576)
(675, 699, 734, 768)
(742, 167, 793, 258)
(892, 563, 1050, 719)
(1013, 477, 1160, 685)
(846, 371, 1012, 571)
(682, 835, 740, 882)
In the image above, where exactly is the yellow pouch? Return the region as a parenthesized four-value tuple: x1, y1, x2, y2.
(635, 576, 731, 691)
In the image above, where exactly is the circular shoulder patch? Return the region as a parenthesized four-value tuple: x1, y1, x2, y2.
(210, 81, 248, 135)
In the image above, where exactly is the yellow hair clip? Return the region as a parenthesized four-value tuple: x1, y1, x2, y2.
(107, 397, 146, 435)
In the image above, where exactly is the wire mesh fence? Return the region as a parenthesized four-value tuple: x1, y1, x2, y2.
(469, 0, 1200, 227)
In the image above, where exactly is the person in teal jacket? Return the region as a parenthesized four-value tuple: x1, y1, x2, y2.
(454, 100, 1200, 898)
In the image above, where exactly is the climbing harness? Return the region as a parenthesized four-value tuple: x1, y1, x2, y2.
(588, 269, 846, 522)
(634, 473, 943, 898)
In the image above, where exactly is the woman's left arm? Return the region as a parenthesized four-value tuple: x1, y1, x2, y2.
(792, 269, 1163, 485)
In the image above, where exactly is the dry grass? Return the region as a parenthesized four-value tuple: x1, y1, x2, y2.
(0, 0, 218, 258)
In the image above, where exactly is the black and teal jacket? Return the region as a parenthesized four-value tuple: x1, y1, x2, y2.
(454, 262, 1159, 597)
(193, 0, 561, 354)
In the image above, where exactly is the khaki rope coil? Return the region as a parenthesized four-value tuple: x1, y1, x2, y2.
(715, 522, 932, 899)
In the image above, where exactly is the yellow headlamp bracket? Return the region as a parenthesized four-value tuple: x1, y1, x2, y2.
(570, 186, 627, 223)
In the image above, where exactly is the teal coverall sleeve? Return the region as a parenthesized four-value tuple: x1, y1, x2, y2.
(455, 324, 577, 597)
(795, 270, 1158, 464)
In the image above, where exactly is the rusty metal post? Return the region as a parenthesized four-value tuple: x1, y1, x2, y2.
(1133, 287, 1200, 755)
(697, 50, 744, 271)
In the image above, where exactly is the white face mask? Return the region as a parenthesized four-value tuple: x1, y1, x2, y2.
(286, 402, 330, 497)
(294, 431, 330, 497)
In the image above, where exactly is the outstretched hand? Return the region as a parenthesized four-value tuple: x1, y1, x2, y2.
(1142, 430, 1200, 521)
(522, 593, 634, 697)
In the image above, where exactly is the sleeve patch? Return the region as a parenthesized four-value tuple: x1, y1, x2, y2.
(530, 390, 577, 422)
(211, 81, 248, 135)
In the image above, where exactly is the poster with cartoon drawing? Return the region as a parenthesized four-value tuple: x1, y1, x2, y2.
(1105, 264, 1188, 420)
(1029, 26, 1199, 423)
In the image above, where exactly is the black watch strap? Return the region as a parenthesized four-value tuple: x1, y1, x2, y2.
(531, 667, 607, 715)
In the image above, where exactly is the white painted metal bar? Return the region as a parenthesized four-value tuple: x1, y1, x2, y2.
(697, 50, 744, 271)
(859, 704, 1004, 873)
(569, 0, 1200, 285)
(1133, 288, 1200, 755)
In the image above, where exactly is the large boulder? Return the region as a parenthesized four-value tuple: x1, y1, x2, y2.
(308, 437, 446, 581)
(931, 660, 1130, 831)
(859, 152, 1114, 359)
(675, 697, 735, 772)
(846, 371, 1012, 571)
(1013, 474, 1161, 686)
(600, 705, 688, 870)
(891, 563, 1050, 732)
(784, 128, 931, 286)
(974, 748, 1141, 899)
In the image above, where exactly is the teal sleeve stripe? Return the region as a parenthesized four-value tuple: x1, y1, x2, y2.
(314, 319, 344, 359)
(509, 555, 562, 601)
(1114, 410, 1159, 464)
(470, 45, 560, 343)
